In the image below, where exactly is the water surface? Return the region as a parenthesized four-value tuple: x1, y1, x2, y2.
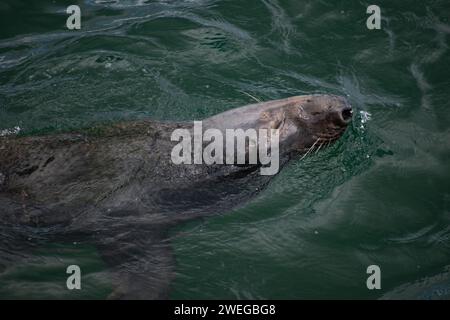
(0, 0, 449, 299)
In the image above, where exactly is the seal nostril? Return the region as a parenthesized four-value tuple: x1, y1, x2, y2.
(341, 107, 353, 122)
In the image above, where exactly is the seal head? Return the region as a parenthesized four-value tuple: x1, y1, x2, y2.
(204, 94, 352, 160)
(279, 94, 352, 154)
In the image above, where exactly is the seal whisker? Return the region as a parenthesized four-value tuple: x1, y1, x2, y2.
(315, 142, 324, 154)
(300, 138, 320, 160)
(239, 90, 262, 103)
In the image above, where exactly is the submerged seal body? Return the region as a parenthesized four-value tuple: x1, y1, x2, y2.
(0, 94, 352, 298)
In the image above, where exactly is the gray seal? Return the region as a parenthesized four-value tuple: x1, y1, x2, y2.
(0, 94, 352, 299)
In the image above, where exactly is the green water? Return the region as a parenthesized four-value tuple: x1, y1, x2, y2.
(1, 0, 450, 299)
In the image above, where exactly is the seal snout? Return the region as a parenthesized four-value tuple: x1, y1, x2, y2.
(340, 105, 353, 124)
(330, 98, 352, 126)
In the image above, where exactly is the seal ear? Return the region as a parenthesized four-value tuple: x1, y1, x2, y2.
(257, 107, 301, 151)
(259, 108, 286, 131)
(270, 108, 300, 142)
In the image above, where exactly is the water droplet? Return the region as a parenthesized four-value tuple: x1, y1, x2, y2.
(360, 110, 372, 124)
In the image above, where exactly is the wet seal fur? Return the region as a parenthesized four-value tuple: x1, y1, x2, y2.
(0, 94, 352, 299)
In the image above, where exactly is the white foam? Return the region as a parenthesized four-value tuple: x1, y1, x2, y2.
(359, 110, 372, 129)
(0, 126, 21, 137)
